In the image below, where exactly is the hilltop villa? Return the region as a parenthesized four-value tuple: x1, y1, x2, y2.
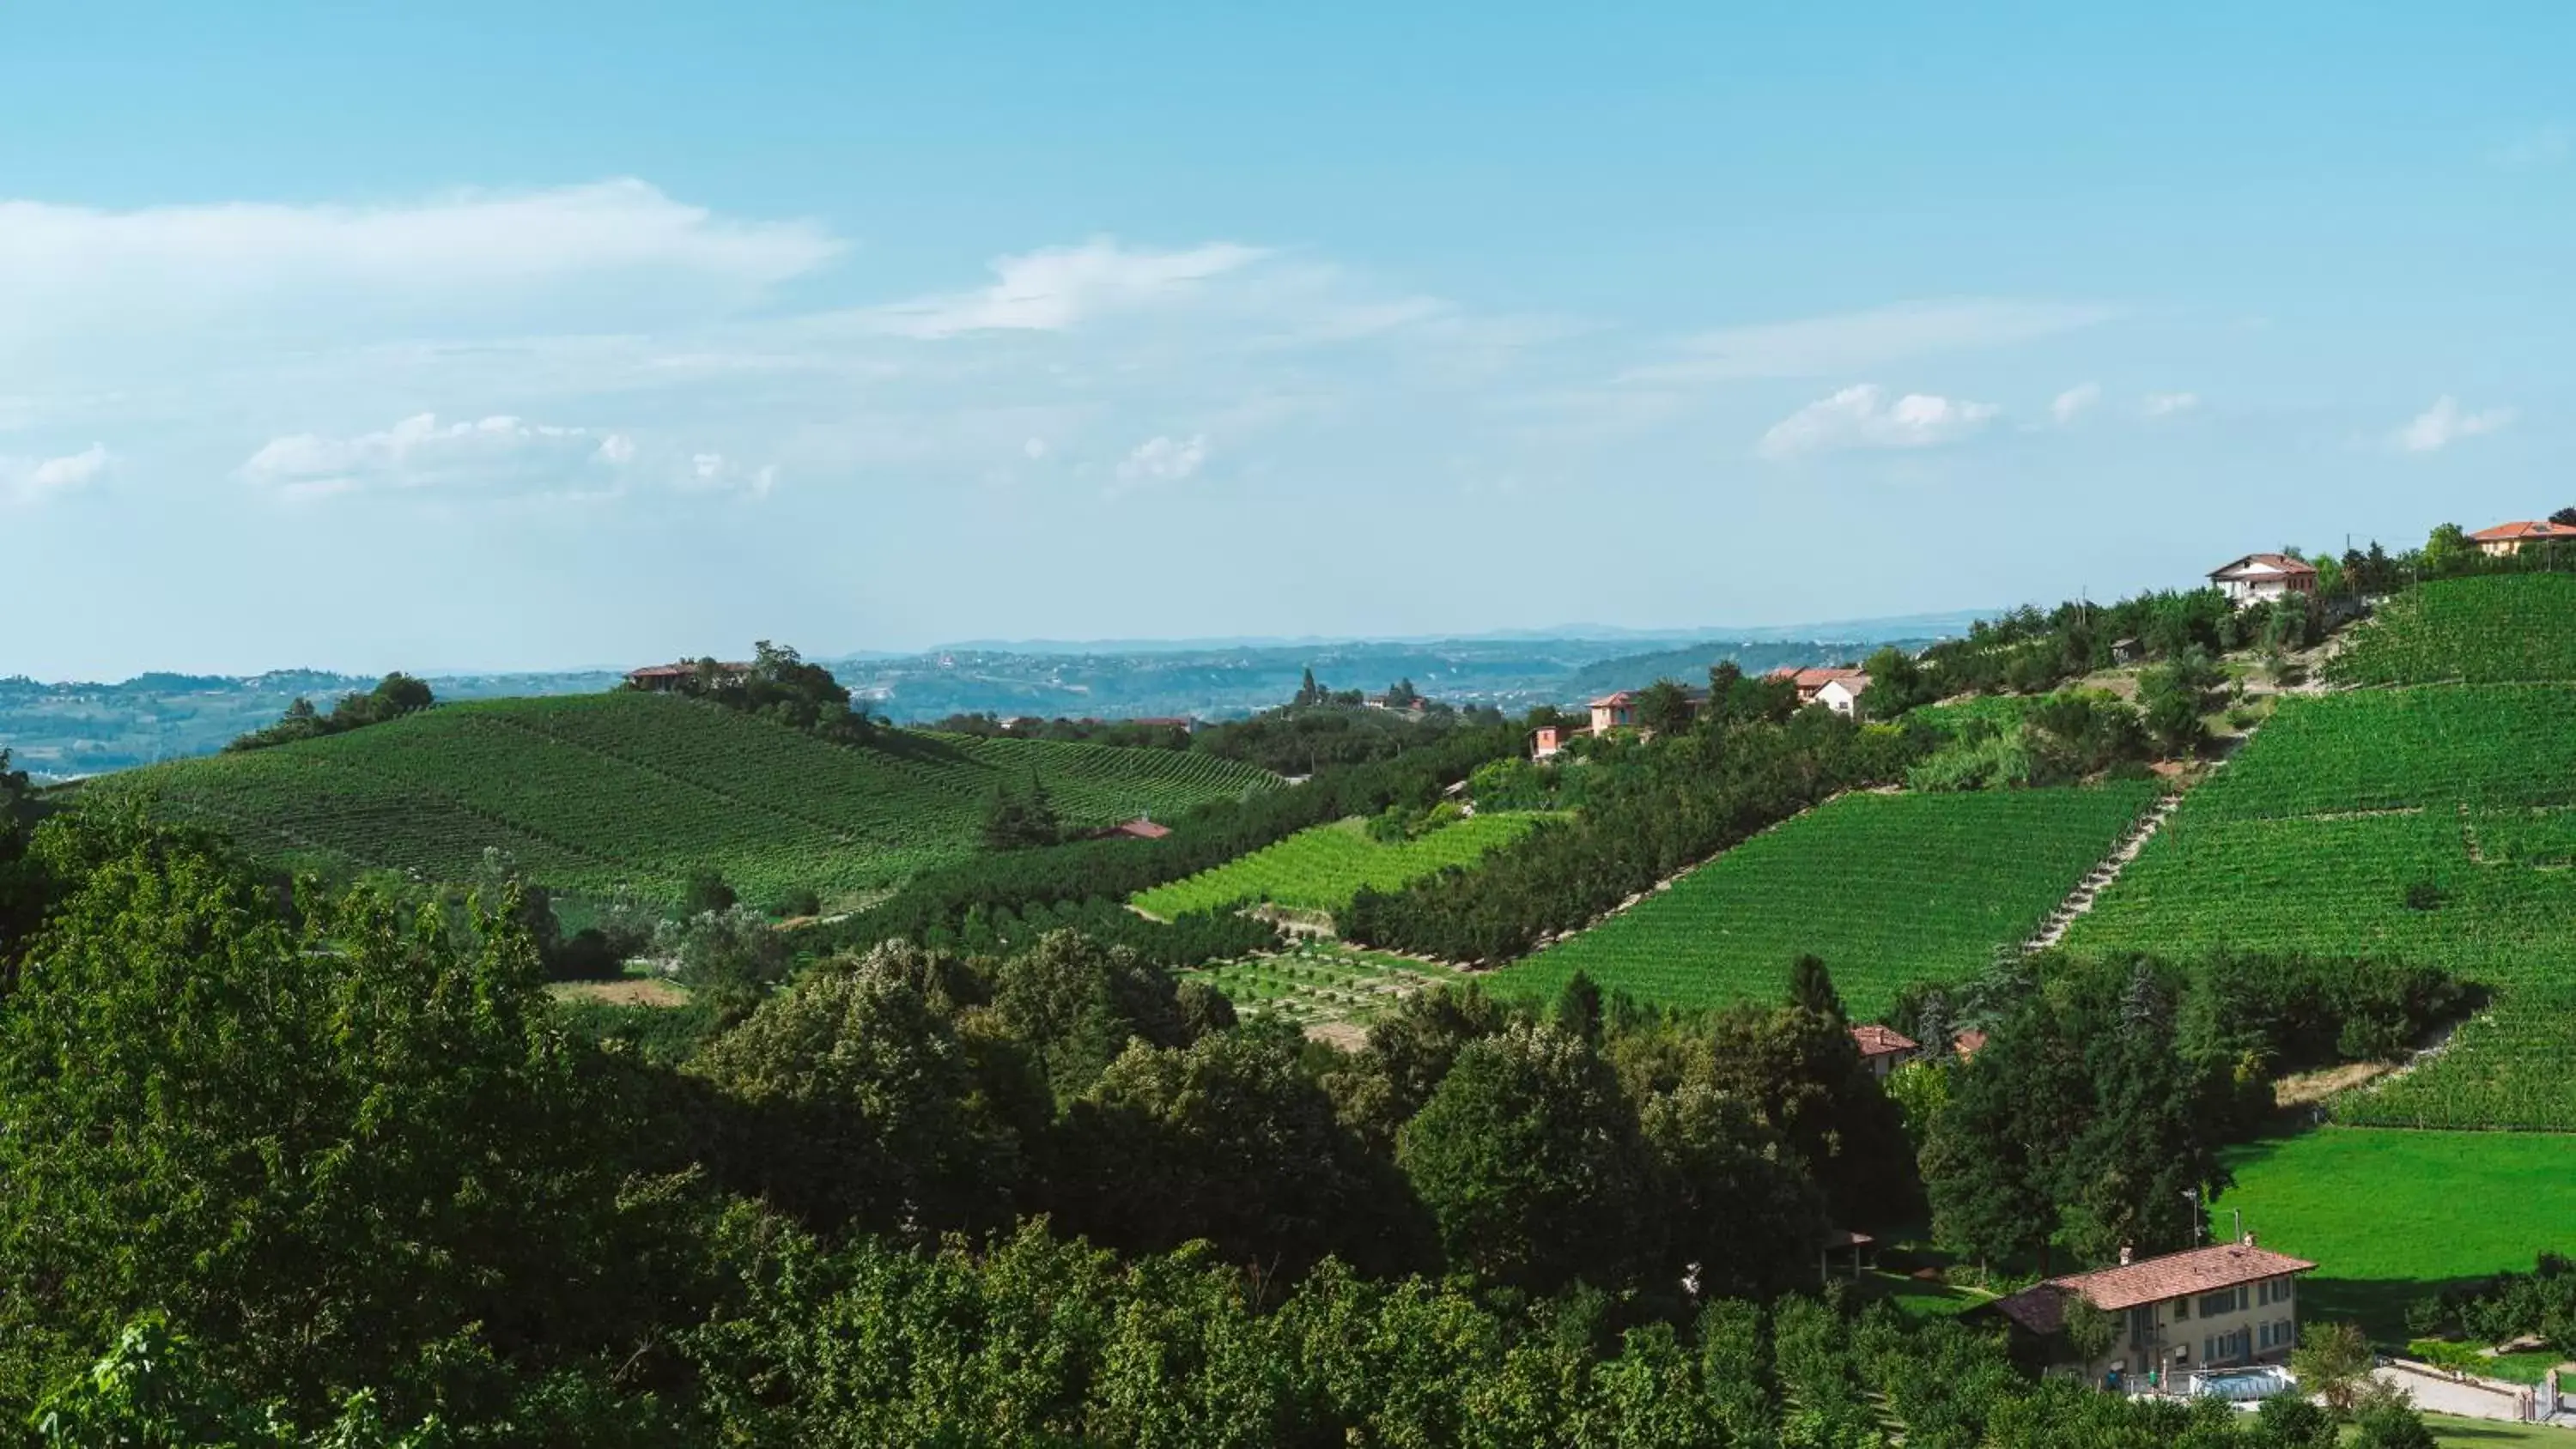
(2469, 519, 2576, 556)
(1770, 665, 1873, 716)
(1990, 1239, 2316, 1387)
(2208, 554, 2318, 606)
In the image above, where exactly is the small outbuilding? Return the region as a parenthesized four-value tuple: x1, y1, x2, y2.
(1850, 1023, 1921, 1079)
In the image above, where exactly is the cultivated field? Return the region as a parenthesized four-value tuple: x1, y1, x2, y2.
(2329, 573, 2576, 686)
(89, 692, 1277, 906)
(2067, 662, 2576, 1131)
(1133, 813, 1547, 921)
(1489, 784, 2161, 1019)
(1191, 940, 1467, 1031)
(2219, 1127, 2576, 1341)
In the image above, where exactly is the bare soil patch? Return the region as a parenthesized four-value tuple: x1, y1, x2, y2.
(549, 978, 690, 1008)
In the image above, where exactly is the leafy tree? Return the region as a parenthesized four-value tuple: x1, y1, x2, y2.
(1637, 1083, 1826, 1298)
(1704, 1002, 1918, 1227)
(688, 945, 1022, 1238)
(1054, 1023, 1428, 1280)
(990, 928, 1196, 1103)
(1396, 1023, 1653, 1293)
(683, 867, 738, 915)
(982, 774, 1064, 850)
(2554, 506, 2576, 528)
(1787, 955, 1846, 1023)
(1323, 985, 1511, 1150)
(1294, 667, 1323, 707)
(0, 815, 646, 1423)
(1554, 969, 1605, 1046)
(1636, 678, 1698, 736)
(665, 901, 793, 1026)
(2062, 1296, 2118, 1367)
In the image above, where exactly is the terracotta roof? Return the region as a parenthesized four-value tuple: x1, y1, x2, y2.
(1992, 1242, 2318, 1333)
(1850, 1023, 1919, 1058)
(1110, 818, 1172, 840)
(2469, 520, 2576, 543)
(2208, 553, 2318, 579)
(1952, 1029, 1989, 1059)
(1589, 691, 1637, 708)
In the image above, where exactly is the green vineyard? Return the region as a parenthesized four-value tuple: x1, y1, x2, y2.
(88, 692, 1278, 906)
(1490, 784, 2160, 1020)
(2183, 685, 2576, 821)
(1132, 812, 1548, 920)
(2069, 580, 2576, 1130)
(2328, 573, 2576, 685)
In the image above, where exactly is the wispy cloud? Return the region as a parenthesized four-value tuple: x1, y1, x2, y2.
(2141, 391, 2200, 419)
(2392, 396, 2515, 453)
(1631, 299, 2119, 385)
(240, 413, 635, 501)
(1757, 385, 2000, 460)
(3, 442, 109, 505)
(2050, 382, 2102, 426)
(875, 239, 1267, 338)
(1111, 433, 1211, 492)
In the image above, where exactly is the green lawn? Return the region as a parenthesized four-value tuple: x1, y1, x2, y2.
(2427, 1415, 2576, 1447)
(2215, 1127, 2576, 1342)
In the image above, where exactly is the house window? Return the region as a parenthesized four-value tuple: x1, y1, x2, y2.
(2175, 1296, 2190, 1321)
(2198, 1289, 2238, 1318)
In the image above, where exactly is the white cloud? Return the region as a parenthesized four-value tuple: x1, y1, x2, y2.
(2050, 382, 2102, 425)
(2142, 391, 2200, 418)
(683, 452, 778, 497)
(2392, 395, 2516, 453)
(241, 413, 634, 500)
(3, 442, 109, 504)
(1756, 385, 2000, 460)
(878, 238, 1267, 338)
(0, 181, 841, 359)
(1631, 299, 2119, 385)
(1112, 433, 1210, 490)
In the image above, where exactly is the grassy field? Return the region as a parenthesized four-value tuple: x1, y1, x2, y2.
(1190, 940, 1467, 1031)
(87, 692, 1277, 906)
(2216, 1127, 2576, 1343)
(1487, 784, 2160, 1020)
(2330, 574, 2576, 686)
(2427, 1415, 2576, 1446)
(1133, 813, 1547, 920)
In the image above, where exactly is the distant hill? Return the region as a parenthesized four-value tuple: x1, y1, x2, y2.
(82, 692, 1279, 908)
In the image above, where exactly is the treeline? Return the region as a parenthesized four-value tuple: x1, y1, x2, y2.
(224, 671, 434, 751)
(933, 712, 1196, 749)
(1918, 949, 2463, 1270)
(638, 640, 878, 745)
(1192, 690, 1506, 778)
(795, 720, 1522, 966)
(1346, 708, 1920, 962)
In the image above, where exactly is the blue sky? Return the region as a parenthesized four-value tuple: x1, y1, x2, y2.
(3, 3, 2569, 676)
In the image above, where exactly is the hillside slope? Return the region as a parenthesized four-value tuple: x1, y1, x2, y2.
(87, 692, 1278, 906)
(2072, 579, 2576, 1130)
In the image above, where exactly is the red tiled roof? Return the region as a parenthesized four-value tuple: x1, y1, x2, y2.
(1589, 691, 1637, 708)
(1850, 1023, 1919, 1058)
(1111, 818, 1172, 840)
(2469, 520, 2576, 543)
(2208, 553, 2318, 579)
(1992, 1242, 2318, 1333)
(1952, 1029, 1989, 1059)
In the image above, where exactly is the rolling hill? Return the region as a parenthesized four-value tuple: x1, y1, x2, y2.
(82, 692, 1279, 907)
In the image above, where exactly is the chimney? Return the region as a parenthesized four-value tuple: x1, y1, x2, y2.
(2118, 1245, 2133, 1266)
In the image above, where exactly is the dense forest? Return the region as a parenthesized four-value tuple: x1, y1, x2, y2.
(0, 779, 2451, 1443)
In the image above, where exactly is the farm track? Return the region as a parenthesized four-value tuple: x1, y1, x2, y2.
(2018, 791, 2184, 954)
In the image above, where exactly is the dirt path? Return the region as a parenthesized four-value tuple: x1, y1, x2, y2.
(2020, 792, 2184, 953)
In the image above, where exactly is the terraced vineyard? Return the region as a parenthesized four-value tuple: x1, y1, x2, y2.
(87, 692, 1278, 906)
(2329, 573, 2576, 685)
(1489, 784, 2161, 1020)
(1191, 941, 1466, 1031)
(1132, 813, 1548, 921)
(2183, 685, 2576, 820)
(2067, 620, 2576, 1129)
